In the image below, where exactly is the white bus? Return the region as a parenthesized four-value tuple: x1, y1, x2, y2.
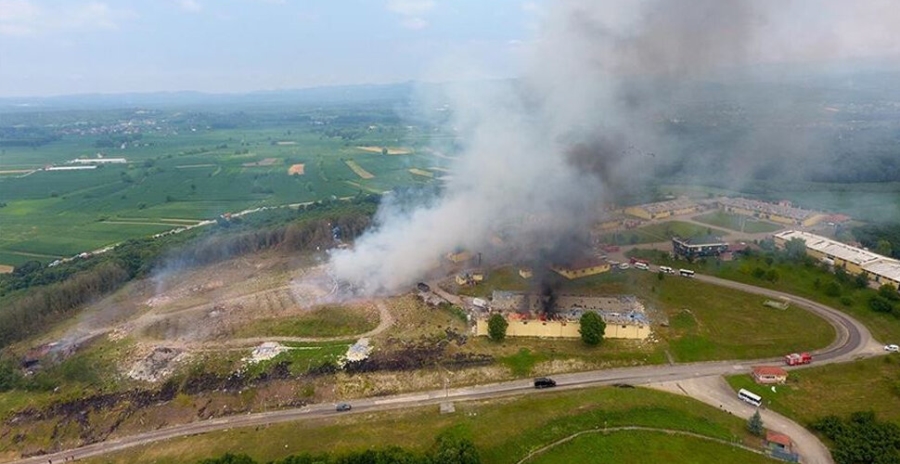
(679, 269, 695, 278)
(738, 388, 762, 407)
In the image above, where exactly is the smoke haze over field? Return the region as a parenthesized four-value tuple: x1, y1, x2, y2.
(329, 0, 900, 294)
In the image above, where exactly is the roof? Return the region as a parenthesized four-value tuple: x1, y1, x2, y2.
(553, 258, 609, 270)
(775, 230, 882, 267)
(862, 259, 900, 283)
(673, 235, 727, 246)
(766, 431, 792, 447)
(631, 198, 697, 214)
(719, 197, 818, 221)
(753, 366, 788, 377)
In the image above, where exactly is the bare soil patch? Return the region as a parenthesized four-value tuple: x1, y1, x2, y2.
(288, 163, 305, 175)
(343, 160, 375, 179)
(0, 264, 13, 274)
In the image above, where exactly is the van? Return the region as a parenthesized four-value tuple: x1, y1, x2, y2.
(533, 377, 557, 389)
(634, 262, 649, 271)
(659, 266, 674, 274)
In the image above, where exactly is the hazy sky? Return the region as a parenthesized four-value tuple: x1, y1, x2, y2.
(1, 0, 899, 98)
(0, 0, 538, 97)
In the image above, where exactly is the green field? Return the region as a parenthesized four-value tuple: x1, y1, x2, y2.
(80, 387, 772, 464)
(692, 211, 784, 234)
(602, 221, 730, 246)
(234, 305, 379, 338)
(0, 107, 444, 266)
(708, 255, 900, 344)
(528, 430, 775, 464)
(726, 356, 900, 427)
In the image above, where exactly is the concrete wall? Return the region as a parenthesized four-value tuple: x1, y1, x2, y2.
(475, 319, 650, 340)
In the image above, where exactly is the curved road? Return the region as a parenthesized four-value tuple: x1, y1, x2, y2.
(8, 273, 881, 464)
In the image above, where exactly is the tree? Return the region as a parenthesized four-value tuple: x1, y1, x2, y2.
(487, 314, 508, 342)
(579, 311, 606, 346)
(823, 281, 842, 298)
(747, 410, 764, 437)
(429, 430, 481, 464)
(876, 239, 893, 257)
(879, 284, 900, 302)
(784, 237, 807, 261)
(854, 272, 869, 289)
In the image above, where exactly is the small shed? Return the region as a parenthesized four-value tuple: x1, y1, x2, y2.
(752, 366, 789, 385)
(765, 431, 799, 462)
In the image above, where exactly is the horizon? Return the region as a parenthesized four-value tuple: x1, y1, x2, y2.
(2, 0, 900, 98)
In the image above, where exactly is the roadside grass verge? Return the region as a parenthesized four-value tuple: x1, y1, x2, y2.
(234, 304, 379, 338)
(601, 221, 729, 246)
(692, 211, 783, 234)
(79, 387, 768, 464)
(726, 355, 900, 427)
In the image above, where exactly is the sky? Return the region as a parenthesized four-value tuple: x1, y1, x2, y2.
(0, 0, 539, 97)
(1, 0, 899, 98)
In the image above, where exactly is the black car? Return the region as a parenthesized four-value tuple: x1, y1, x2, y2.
(533, 377, 557, 389)
(336, 403, 352, 412)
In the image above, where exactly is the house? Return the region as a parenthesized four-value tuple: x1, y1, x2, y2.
(752, 366, 788, 384)
(765, 431, 798, 462)
(518, 267, 533, 279)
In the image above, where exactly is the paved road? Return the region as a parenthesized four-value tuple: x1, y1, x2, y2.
(7, 274, 880, 464)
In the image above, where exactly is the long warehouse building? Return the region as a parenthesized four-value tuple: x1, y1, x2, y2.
(774, 230, 900, 290)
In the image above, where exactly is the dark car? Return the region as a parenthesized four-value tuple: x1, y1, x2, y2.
(336, 403, 352, 412)
(416, 282, 431, 292)
(533, 377, 557, 389)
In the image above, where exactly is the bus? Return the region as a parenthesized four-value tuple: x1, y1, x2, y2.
(738, 388, 762, 407)
(679, 269, 695, 277)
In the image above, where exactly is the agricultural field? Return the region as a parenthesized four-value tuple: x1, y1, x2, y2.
(0, 104, 447, 267)
(601, 221, 730, 246)
(78, 387, 777, 464)
(692, 211, 783, 234)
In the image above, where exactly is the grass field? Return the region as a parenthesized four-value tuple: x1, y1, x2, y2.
(602, 221, 730, 246)
(528, 430, 775, 464)
(692, 211, 783, 234)
(79, 386, 771, 464)
(234, 304, 379, 338)
(726, 355, 900, 427)
(708, 255, 900, 344)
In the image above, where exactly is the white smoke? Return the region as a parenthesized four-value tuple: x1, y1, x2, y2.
(329, 0, 900, 294)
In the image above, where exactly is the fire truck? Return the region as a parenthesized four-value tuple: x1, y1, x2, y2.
(784, 352, 812, 366)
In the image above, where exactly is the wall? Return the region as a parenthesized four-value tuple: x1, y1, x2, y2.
(475, 319, 650, 340)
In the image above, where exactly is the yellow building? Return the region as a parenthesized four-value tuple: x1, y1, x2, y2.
(518, 268, 533, 279)
(446, 250, 473, 263)
(624, 198, 699, 220)
(475, 318, 650, 340)
(774, 230, 900, 290)
(551, 260, 611, 279)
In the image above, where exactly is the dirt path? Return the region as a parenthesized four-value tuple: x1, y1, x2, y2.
(515, 425, 770, 464)
(650, 376, 833, 464)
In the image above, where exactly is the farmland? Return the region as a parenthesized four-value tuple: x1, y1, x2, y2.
(0, 103, 449, 267)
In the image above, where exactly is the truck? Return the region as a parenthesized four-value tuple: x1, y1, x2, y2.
(784, 352, 812, 366)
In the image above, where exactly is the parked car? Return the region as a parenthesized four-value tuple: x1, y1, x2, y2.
(533, 377, 557, 389)
(885, 344, 899, 352)
(336, 403, 352, 412)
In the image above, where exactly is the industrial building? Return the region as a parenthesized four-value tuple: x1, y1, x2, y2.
(478, 293, 651, 340)
(624, 198, 700, 220)
(718, 197, 824, 227)
(774, 230, 900, 290)
(551, 259, 611, 279)
(672, 235, 729, 259)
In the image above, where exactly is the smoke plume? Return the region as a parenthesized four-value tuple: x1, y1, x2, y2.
(329, 0, 900, 294)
